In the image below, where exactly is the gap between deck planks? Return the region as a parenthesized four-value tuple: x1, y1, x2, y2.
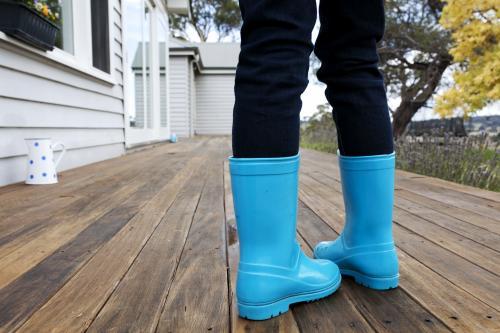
(300, 159, 500, 288)
(223, 161, 452, 333)
(87, 145, 213, 332)
(301, 168, 500, 278)
(0, 138, 205, 222)
(0, 152, 189, 290)
(299, 149, 499, 332)
(1, 139, 499, 332)
(0, 139, 213, 332)
(301, 149, 500, 225)
(16, 141, 225, 333)
(0, 138, 209, 258)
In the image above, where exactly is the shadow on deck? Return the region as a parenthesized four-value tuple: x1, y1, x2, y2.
(0, 137, 498, 332)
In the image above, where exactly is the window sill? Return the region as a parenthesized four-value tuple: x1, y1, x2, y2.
(0, 31, 116, 86)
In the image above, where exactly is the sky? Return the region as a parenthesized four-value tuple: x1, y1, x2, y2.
(295, 16, 498, 121)
(127, 0, 498, 122)
(198, 2, 499, 121)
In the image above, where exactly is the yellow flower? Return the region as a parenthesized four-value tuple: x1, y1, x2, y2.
(42, 4, 49, 17)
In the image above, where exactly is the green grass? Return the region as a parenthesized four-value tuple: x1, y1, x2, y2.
(300, 141, 338, 154)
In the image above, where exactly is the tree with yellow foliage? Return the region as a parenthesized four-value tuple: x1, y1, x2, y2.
(436, 0, 499, 117)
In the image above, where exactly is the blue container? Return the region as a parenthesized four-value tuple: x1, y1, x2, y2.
(170, 133, 177, 143)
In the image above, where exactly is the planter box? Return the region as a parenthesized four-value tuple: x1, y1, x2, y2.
(0, 1, 60, 51)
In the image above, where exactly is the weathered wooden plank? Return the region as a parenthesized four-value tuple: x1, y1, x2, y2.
(342, 278, 453, 333)
(303, 155, 500, 239)
(394, 226, 500, 311)
(396, 169, 500, 203)
(0, 139, 496, 333)
(299, 175, 500, 331)
(87, 156, 208, 332)
(396, 177, 500, 222)
(305, 156, 500, 264)
(398, 249, 500, 333)
(0, 152, 194, 332)
(0, 138, 201, 221)
(301, 149, 500, 222)
(0, 139, 210, 262)
(303, 172, 498, 327)
(0, 137, 205, 204)
(0, 142, 152, 221)
(395, 188, 500, 235)
(16, 153, 207, 333)
(156, 141, 230, 333)
(393, 209, 500, 275)
(0, 149, 161, 250)
(394, 194, 500, 250)
(295, 234, 375, 333)
(300, 174, 500, 310)
(223, 161, 302, 333)
(0, 153, 186, 289)
(302, 143, 499, 204)
(302, 161, 500, 275)
(296, 202, 449, 333)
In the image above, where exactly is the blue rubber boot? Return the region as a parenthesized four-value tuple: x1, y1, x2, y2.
(230, 154, 341, 321)
(314, 152, 399, 290)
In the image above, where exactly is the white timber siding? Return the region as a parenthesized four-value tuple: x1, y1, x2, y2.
(160, 70, 167, 127)
(169, 56, 193, 137)
(194, 74, 234, 135)
(0, 0, 125, 186)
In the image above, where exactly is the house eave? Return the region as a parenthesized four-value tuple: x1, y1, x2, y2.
(166, 0, 190, 15)
(196, 68, 236, 75)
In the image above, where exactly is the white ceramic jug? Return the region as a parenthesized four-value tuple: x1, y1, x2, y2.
(25, 138, 66, 185)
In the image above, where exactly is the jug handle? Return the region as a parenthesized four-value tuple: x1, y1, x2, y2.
(51, 142, 66, 169)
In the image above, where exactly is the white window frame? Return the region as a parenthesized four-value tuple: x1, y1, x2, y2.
(158, 11, 170, 135)
(123, 0, 171, 147)
(0, 0, 115, 85)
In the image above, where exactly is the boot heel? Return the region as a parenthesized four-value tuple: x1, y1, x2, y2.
(238, 300, 291, 321)
(230, 155, 342, 321)
(341, 269, 399, 290)
(238, 275, 342, 320)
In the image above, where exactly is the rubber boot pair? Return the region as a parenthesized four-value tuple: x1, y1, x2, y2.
(229, 152, 398, 321)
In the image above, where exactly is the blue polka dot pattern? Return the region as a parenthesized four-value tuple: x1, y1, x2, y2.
(29, 160, 34, 164)
(34, 142, 39, 147)
(42, 156, 46, 160)
(30, 175, 34, 179)
(42, 172, 47, 177)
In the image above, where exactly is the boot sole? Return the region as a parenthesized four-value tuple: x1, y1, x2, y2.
(341, 269, 399, 290)
(237, 275, 341, 321)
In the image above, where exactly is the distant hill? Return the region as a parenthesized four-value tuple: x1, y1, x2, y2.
(407, 115, 500, 136)
(464, 115, 500, 135)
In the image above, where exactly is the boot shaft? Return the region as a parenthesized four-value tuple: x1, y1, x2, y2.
(338, 152, 395, 247)
(229, 154, 300, 268)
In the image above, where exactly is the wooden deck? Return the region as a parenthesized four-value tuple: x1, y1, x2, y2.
(0, 136, 498, 333)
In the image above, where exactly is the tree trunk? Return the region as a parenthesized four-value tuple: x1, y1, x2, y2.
(391, 55, 452, 138)
(392, 101, 423, 138)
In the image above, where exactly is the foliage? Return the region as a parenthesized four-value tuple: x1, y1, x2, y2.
(395, 134, 499, 191)
(23, 0, 60, 23)
(300, 110, 499, 191)
(309, 0, 454, 137)
(169, 0, 241, 41)
(379, 0, 453, 137)
(300, 104, 338, 153)
(435, 0, 500, 117)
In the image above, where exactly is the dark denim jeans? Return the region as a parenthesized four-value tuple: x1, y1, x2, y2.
(232, 0, 394, 158)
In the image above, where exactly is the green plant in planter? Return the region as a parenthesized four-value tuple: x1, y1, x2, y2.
(23, 0, 60, 23)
